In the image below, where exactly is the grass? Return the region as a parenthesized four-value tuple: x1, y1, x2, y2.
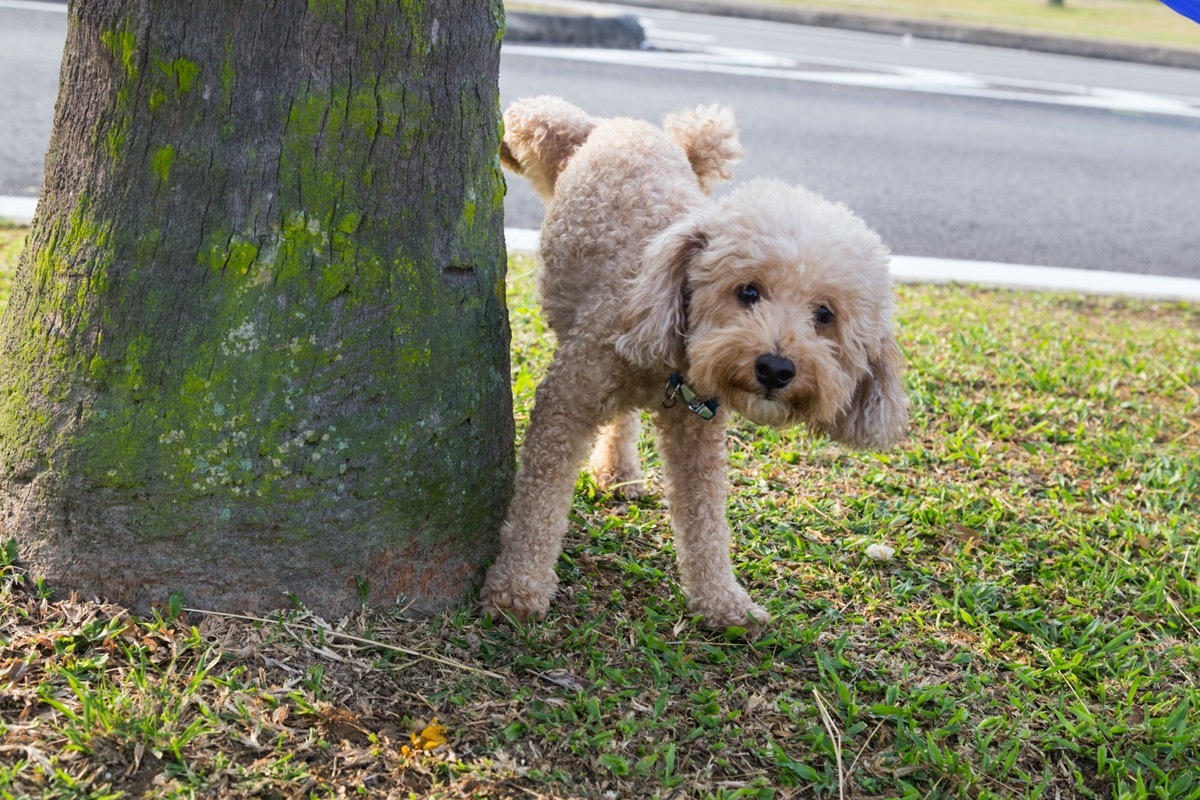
(0, 228, 22, 307)
(2, 236, 1200, 798)
(705, 0, 1200, 50)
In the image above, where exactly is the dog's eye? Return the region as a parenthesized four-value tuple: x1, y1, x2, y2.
(814, 304, 835, 326)
(736, 284, 762, 306)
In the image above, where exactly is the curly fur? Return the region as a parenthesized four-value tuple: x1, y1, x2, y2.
(663, 104, 743, 194)
(483, 96, 909, 630)
(500, 96, 596, 201)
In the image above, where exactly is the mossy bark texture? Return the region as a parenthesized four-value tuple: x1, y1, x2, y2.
(0, 0, 513, 616)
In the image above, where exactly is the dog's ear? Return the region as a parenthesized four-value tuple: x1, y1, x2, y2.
(615, 219, 707, 371)
(820, 333, 909, 450)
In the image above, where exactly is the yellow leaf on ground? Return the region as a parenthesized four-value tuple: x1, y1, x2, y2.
(404, 718, 448, 755)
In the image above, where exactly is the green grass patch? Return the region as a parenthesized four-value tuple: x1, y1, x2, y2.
(1, 239, 1198, 798)
(758, 0, 1200, 51)
(0, 228, 22, 307)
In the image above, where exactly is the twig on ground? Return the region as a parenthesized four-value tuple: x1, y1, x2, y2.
(1152, 355, 1200, 403)
(844, 718, 884, 780)
(813, 688, 846, 800)
(184, 607, 505, 680)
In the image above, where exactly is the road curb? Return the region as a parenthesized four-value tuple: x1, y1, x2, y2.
(0, 195, 37, 226)
(504, 228, 1200, 302)
(4, 208, 1197, 301)
(889, 255, 1200, 303)
(506, 9, 645, 48)
(516, 0, 1200, 70)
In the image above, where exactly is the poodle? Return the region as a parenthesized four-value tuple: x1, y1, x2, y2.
(483, 96, 909, 629)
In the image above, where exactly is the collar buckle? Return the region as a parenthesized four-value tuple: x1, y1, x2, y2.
(664, 373, 720, 421)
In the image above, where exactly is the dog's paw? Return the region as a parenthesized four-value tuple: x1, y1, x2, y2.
(589, 464, 647, 500)
(595, 473, 648, 500)
(688, 590, 771, 632)
(480, 566, 553, 624)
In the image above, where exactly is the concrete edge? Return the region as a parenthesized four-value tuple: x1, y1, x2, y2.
(0, 196, 38, 226)
(6, 203, 1197, 302)
(889, 255, 1200, 303)
(580, 0, 1200, 70)
(506, 9, 646, 48)
(504, 227, 1200, 302)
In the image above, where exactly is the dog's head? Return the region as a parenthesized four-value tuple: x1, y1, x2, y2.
(616, 179, 909, 449)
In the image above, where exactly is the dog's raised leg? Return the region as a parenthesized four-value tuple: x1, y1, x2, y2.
(654, 405, 769, 630)
(588, 412, 646, 498)
(481, 352, 610, 623)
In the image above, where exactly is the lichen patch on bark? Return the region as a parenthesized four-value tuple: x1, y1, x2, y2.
(0, 0, 513, 617)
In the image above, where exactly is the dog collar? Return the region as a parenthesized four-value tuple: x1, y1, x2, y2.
(663, 373, 720, 420)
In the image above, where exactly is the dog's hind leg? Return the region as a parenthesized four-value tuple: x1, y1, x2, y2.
(653, 405, 769, 630)
(481, 350, 612, 623)
(588, 412, 645, 499)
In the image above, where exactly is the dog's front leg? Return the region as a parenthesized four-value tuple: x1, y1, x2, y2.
(481, 356, 608, 623)
(654, 406, 769, 629)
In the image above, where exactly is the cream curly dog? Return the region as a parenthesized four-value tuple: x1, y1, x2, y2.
(482, 96, 908, 629)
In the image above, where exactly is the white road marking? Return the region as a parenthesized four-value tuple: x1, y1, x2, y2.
(503, 43, 1200, 120)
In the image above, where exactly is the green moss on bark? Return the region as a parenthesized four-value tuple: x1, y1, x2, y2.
(96, 76, 499, 531)
(151, 145, 175, 183)
(0, 0, 511, 614)
(100, 28, 138, 77)
(146, 57, 203, 98)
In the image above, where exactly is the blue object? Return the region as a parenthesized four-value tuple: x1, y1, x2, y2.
(1161, 0, 1200, 25)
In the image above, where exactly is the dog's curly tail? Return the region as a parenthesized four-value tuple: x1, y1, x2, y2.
(663, 104, 744, 195)
(500, 96, 597, 202)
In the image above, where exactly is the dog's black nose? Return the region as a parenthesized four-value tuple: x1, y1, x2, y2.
(754, 354, 796, 390)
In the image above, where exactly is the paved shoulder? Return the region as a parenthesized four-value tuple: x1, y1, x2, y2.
(569, 0, 1200, 69)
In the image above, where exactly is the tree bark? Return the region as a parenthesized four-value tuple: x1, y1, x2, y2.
(0, 0, 513, 616)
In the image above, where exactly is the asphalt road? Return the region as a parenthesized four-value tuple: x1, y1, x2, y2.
(500, 50, 1200, 277)
(0, 2, 64, 197)
(500, 6, 1200, 277)
(3, 1, 1199, 277)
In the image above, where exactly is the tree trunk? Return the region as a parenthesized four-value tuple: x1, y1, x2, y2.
(0, 0, 513, 617)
